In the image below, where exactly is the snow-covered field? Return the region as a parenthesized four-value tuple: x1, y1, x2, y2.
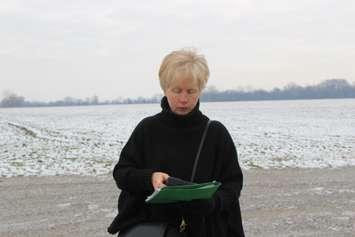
(1, 99, 354, 177)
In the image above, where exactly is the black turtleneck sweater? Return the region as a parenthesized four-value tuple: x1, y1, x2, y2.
(108, 97, 244, 237)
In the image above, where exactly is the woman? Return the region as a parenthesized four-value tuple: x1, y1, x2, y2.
(108, 49, 244, 237)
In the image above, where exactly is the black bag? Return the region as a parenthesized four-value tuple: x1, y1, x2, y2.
(115, 120, 211, 237)
(118, 223, 185, 237)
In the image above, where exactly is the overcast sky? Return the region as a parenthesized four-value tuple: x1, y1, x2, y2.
(1, 0, 354, 101)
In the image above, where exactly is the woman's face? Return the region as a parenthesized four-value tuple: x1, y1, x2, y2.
(164, 73, 201, 115)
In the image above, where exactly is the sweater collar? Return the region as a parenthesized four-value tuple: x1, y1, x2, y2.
(159, 96, 205, 128)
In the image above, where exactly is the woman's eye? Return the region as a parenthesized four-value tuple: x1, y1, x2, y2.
(188, 89, 197, 94)
(172, 88, 181, 93)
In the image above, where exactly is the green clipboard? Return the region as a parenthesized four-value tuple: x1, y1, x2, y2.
(145, 181, 221, 204)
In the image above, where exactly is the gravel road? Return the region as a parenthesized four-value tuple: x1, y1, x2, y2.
(1, 167, 354, 237)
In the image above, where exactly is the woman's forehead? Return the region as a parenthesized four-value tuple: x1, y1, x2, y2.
(170, 73, 199, 88)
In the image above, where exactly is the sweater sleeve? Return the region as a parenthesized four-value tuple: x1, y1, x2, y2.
(113, 120, 155, 194)
(214, 123, 243, 213)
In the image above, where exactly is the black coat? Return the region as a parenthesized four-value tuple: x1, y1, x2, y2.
(108, 97, 244, 237)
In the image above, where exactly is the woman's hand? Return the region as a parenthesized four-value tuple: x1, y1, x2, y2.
(151, 172, 170, 190)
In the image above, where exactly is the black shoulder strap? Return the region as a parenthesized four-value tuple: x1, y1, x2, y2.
(190, 119, 211, 182)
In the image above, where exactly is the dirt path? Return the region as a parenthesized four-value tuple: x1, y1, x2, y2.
(1, 167, 354, 236)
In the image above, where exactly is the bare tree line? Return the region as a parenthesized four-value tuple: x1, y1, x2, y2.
(1, 79, 355, 108)
(201, 79, 355, 102)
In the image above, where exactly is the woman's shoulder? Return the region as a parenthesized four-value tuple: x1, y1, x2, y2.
(135, 114, 161, 129)
(209, 120, 228, 132)
(208, 120, 234, 141)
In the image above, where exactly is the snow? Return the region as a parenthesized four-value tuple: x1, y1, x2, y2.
(1, 99, 354, 177)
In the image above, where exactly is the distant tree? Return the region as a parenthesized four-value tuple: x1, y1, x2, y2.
(315, 79, 354, 98)
(91, 95, 99, 105)
(318, 79, 350, 89)
(0, 91, 26, 107)
(64, 97, 76, 105)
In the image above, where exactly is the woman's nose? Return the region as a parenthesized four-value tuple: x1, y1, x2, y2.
(178, 92, 188, 103)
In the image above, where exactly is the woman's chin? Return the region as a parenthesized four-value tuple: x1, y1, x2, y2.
(173, 109, 191, 115)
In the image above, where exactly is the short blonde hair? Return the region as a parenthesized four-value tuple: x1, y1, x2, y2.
(158, 49, 210, 91)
